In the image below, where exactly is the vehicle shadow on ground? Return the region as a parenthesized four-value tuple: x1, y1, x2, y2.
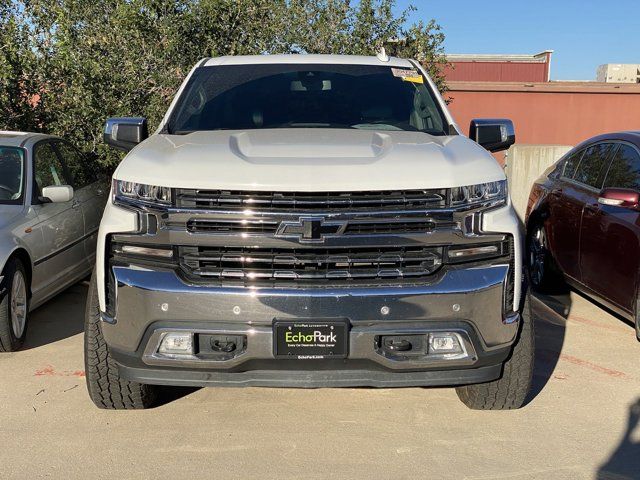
(22, 280, 90, 350)
(154, 386, 201, 408)
(526, 289, 571, 405)
(597, 397, 640, 479)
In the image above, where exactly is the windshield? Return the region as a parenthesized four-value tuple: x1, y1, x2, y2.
(169, 64, 448, 135)
(0, 146, 25, 204)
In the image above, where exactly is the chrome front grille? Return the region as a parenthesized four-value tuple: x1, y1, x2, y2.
(179, 246, 443, 284)
(176, 189, 448, 211)
(109, 189, 509, 287)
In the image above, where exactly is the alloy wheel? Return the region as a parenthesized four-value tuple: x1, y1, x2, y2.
(529, 226, 547, 287)
(10, 270, 27, 338)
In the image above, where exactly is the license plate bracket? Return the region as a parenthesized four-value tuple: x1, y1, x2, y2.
(273, 320, 349, 359)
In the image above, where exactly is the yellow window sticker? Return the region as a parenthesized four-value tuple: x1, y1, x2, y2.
(391, 68, 424, 84)
(403, 75, 424, 84)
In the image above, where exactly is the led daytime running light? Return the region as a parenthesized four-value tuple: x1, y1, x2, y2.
(113, 179, 172, 205)
(451, 180, 507, 206)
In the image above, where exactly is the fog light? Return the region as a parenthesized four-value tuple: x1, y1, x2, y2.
(159, 332, 193, 355)
(429, 333, 463, 355)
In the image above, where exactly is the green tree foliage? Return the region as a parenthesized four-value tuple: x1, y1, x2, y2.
(0, 0, 44, 130)
(1, 0, 448, 166)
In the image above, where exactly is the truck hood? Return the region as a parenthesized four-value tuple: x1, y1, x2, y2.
(114, 129, 505, 191)
(0, 205, 23, 230)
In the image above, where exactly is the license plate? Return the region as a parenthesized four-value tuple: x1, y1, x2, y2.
(273, 320, 349, 359)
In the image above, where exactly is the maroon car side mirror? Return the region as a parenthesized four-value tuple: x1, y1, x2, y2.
(598, 188, 640, 209)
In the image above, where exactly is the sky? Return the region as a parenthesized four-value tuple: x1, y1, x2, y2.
(394, 0, 640, 80)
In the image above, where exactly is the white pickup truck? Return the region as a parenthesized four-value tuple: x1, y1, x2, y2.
(85, 54, 533, 410)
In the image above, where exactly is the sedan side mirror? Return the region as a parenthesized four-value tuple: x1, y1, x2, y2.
(598, 188, 640, 209)
(41, 185, 74, 203)
(469, 119, 516, 153)
(104, 117, 148, 152)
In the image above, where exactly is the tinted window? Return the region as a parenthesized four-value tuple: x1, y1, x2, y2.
(34, 142, 71, 197)
(603, 144, 640, 191)
(169, 64, 448, 135)
(562, 149, 585, 179)
(55, 141, 93, 189)
(573, 143, 616, 188)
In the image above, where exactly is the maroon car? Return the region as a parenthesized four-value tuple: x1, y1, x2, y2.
(526, 131, 640, 340)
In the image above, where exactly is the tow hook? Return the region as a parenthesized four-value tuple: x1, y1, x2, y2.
(383, 338, 412, 352)
(211, 338, 237, 353)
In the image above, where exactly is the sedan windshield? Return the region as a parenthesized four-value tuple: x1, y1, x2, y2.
(169, 63, 448, 135)
(0, 147, 25, 204)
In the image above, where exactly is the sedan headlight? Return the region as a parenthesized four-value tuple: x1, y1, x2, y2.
(450, 180, 507, 207)
(113, 179, 172, 206)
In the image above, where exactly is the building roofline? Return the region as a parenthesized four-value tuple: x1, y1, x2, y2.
(447, 80, 640, 94)
(446, 50, 553, 63)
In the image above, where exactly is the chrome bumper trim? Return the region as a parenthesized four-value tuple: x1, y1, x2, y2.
(101, 263, 519, 354)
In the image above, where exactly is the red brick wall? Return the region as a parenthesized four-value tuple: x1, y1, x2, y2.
(447, 82, 640, 147)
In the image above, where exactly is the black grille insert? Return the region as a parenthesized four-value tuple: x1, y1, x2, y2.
(180, 246, 443, 283)
(176, 189, 448, 211)
(185, 218, 440, 235)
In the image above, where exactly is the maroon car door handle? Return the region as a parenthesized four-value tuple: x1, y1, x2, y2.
(584, 203, 599, 213)
(551, 189, 563, 197)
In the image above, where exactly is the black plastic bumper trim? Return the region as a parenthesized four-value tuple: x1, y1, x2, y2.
(117, 362, 503, 388)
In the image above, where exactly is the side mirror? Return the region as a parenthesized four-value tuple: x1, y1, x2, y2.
(469, 119, 515, 153)
(41, 185, 74, 203)
(104, 117, 148, 152)
(598, 188, 640, 209)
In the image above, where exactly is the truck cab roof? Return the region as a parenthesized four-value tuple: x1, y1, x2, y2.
(201, 54, 414, 69)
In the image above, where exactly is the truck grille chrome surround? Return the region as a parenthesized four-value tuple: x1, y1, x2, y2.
(110, 189, 511, 289)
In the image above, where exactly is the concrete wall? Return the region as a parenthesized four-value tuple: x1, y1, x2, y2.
(505, 144, 573, 222)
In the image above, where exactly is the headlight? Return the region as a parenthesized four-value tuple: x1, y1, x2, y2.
(450, 180, 507, 207)
(113, 179, 172, 206)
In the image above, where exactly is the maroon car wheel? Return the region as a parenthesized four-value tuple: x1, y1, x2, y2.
(527, 222, 562, 293)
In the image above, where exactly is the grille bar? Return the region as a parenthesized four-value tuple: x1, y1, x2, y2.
(186, 218, 443, 235)
(177, 189, 448, 211)
(180, 246, 443, 283)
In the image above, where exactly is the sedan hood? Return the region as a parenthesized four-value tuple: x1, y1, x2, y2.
(0, 205, 24, 230)
(114, 129, 505, 191)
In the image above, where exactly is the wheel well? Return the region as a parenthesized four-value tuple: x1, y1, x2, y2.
(5, 249, 33, 295)
(526, 210, 544, 233)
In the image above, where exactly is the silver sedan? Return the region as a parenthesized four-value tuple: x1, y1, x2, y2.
(0, 131, 108, 351)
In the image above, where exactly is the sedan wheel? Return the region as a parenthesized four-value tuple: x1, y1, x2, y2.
(10, 270, 27, 338)
(528, 225, 547, 288)
(0, 258, 29, 352)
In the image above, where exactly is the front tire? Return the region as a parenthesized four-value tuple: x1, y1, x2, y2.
(84, 270, 157, 409)
(0, 258, 29, 352)
(455, 293, 535, 410)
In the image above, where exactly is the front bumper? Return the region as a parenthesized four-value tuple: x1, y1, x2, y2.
(102, 263, 518, 388)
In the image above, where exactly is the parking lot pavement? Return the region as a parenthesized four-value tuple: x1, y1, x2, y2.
(0, 281, 638, 480)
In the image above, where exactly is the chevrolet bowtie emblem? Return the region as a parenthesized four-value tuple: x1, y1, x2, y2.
(276, 217, 347, 243)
